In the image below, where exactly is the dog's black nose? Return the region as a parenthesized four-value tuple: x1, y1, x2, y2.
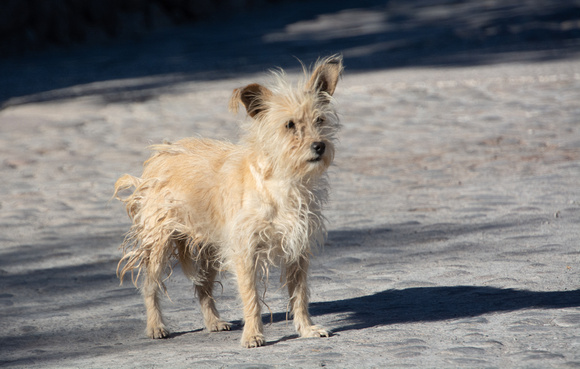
(311, 142, 326, 156)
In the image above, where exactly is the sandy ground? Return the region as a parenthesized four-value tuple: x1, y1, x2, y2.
(1, 1, 580, 368)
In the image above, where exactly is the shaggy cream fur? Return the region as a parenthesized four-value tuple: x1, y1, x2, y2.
(114, 56, 343, 348)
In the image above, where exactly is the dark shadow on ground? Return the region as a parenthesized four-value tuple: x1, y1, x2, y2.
(311, 286, 580, 333)
(1, 0, 580, 106)
(261, 287, 580, 335)
(259, 218, 580, 335)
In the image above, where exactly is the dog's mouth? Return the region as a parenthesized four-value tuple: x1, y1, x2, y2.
(308, 156, 323, 163)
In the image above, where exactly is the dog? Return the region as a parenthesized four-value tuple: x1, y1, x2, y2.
(114, 56, 342, 348)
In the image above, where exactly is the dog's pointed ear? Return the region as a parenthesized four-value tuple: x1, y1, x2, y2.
(229, 83, 272, 118)
(307, 55, 343, 97)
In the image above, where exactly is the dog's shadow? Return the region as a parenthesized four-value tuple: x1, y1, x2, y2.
(259, 286, 580, 337)
(165, 287, 580, 346)
(167, 328, 204, 338)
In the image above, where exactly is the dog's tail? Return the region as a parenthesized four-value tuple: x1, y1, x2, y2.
(113, 174, 136, 198)
(113, 174, 141, 217)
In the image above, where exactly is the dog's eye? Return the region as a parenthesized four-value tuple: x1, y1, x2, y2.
(315, 117, 324, 125)
(286, 121, 296, 129)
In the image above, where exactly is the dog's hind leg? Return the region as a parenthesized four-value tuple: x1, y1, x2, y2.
(177, 240, 231, 332)
(286, 256, 330, 338)
(142, 240, 172, 339)
(195, 258, 232, 332)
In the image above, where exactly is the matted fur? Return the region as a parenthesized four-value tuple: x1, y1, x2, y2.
(114, 55, 343, 347)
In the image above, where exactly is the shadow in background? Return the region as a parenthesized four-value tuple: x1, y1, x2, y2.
(1, 0, 580, 106)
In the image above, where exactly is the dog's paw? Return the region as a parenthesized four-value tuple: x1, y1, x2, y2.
(147, 325, 170, 339)
(301, 325, 330, 338)
(241, 334, 265, 348)
(208, 320, 232, 332)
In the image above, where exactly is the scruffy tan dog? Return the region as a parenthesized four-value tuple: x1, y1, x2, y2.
(114, 56, 342, 348)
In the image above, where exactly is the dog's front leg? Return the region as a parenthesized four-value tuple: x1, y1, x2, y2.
(286, 256, 330, 338)
(235, 256, 264, 348)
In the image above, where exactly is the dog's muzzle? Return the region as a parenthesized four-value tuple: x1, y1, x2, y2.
(308, 141, 326, 162)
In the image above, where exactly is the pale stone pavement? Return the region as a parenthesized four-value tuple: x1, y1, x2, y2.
(1, 1, 580, 368)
